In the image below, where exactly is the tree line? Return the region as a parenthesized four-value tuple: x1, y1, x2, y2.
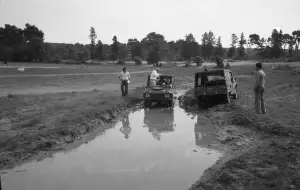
(1, 23, 300, 64)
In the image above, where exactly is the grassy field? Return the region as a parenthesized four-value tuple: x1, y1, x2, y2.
(0, 61, 300, 189)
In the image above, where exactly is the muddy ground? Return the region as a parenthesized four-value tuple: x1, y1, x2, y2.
(0, 61, 300, 189)
(182, 64, 300, 190)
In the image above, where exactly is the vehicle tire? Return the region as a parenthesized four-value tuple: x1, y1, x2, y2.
(224, 93, 231, 104)
(168, 100, 173, 107)
(144, 100, 151, 108)
(233, 87, 238, 99)
(197, 96, 204, 107)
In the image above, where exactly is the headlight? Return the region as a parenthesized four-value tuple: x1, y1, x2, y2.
(145, 94, 150, 98)
(165, 94, 170, 98)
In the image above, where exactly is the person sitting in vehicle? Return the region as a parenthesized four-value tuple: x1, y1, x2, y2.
(149, 68, 161, 87)
(157, 77, 171, 87)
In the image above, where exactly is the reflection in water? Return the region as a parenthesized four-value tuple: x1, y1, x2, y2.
(143, 108, 174, 141)
(1, 104, 222, 190)
(120, 115, 131, 139)
(194, 115, 217, 147)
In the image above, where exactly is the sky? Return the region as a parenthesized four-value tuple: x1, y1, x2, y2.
(0, 0, 300, 47)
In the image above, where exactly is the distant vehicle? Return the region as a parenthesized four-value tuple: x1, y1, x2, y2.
(143, 75, 175, 107)
(194, 69, 237, 104)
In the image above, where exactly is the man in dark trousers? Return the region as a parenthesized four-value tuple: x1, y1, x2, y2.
(117, 67, 130, 97)
(254, 62, 266, 114)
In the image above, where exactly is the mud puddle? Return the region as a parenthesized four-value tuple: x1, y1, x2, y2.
(0, 100, 222, 190)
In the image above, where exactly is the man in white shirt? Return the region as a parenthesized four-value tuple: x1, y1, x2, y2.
(254, 62, 266, 114)
(149, 68, 161, 87)
(117, 67, 130, 97)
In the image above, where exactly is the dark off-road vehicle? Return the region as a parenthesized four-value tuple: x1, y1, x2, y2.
(194, 69, 238, 104)
(143, 75, 174, 108)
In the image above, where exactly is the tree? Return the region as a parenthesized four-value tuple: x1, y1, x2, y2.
(147, 50, 160, 65)
(292, 30, 300, 52)
(287, 35, 296, 57)
(256, 38, 268, 58)
(227, 47, 235, 59)
(185, 33, 196, 42)
(269, 29, 283, 58)
(201, 32, 208, 59)
(207, 31, 216, 58)
(141, 32, 165, 56)
(95, 40, 103, 63)
(228, 34, 238, 58)
(249, 34, 260, 47)
(0, 23, 44, 62)
(131, 44, 143, 58)
(201, 31, 215, 59)
(181, 33, 198, 64)
(214, 36, 224, 57)
(128, 39, 143, 59)
(231, 34, 238, 47)
(238, 33, 246, 57)
(111, 35, 119, 63)
(282, 34, 291, 51)
(89, 27, 97, 60)
(23, 23, 45, 61)
(78, 49, 89, 62)
(142, 32, 165, 66)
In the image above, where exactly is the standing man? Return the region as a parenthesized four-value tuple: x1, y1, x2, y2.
(254, 62, 266, 114)
(117, 67, 130, 97)
(149, 68, 161, 87)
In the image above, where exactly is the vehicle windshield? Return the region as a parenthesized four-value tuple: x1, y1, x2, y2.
(197, 74, 226, 86)
(153, 76, 172, 87)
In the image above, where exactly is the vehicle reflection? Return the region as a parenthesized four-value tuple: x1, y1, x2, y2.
(119, 115, 131, 139)
(194, 115, 217, 147)
(143, 108, 175, 141)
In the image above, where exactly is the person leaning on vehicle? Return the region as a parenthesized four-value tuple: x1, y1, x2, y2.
(117, 67, 130, 97)
(254, 62, 266, 114)
(149, 68, 161, 87)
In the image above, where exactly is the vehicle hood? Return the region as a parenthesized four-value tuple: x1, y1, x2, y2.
(144, 87, 172, 93)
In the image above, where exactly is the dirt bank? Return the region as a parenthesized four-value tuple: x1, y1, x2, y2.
(0, 89, 143, 170)
(179, 66, 300, 190)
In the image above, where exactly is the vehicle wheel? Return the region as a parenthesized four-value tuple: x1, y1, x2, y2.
(233, 87, 238, 99)
(168, 100, 174, 107)
(197, 96, 205, 107)
(144, 100, 151, 108)
(224, 93, 231, 104)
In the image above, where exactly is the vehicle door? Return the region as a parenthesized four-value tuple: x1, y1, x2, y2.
(224, 71, 231, 92)
(229, 71, 236, 94)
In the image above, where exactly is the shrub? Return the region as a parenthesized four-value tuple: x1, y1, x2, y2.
(54, 59, 61, 64)
(225, 62, 231, 69)
(273, 64, 293, 70)
(215, 56, 224, 68)
(232, 55, 246, 61)
(287, 54, 300, 62)
(133, 56, 142, 65)
(7, 93, 16, 98)
(116, 60, 125, 65)
(195, 56, 204, 66)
